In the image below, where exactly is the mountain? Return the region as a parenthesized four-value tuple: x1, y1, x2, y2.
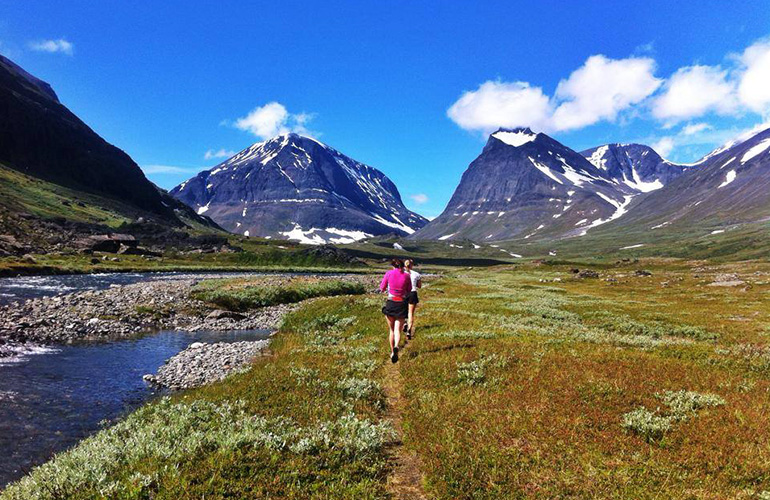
(0, 54, 175, 217)
(598, 127, 770, 233)
(170, 134, 427, 244)
(0, 55, 220, 254)
(414, 128, 686, 242)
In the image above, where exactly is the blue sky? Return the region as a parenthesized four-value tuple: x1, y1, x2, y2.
(2, 1, 770, 218)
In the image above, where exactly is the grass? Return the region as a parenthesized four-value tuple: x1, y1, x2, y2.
(0, 164, 133, 228)
(398, 260, 770, 498)
(4, 259, 770, 498)
(190, 277, 367, 311)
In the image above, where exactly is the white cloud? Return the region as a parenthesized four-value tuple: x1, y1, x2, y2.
(409, 193, 429, 204)
(448, 55, 660, 134)
(551, 55, 661, 131)
(681, 122, 712, 136)
(204, 148, 236, 160)
(447, 81, 552, 134)
(447, 37, 770, 139)
(651, 65, 735, 123)
(234, 102, 315, 139)
(29, 38, 73, 55)
(646, 120, 770, 163)
(737, 39, 770, 113)
(141, 165, 199, 174)
(651, 137, 675, 157)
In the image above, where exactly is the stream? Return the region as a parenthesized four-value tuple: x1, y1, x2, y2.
(0, 272, 275, 488)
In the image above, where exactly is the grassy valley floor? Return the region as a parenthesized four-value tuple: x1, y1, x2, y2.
(3, 259, 770, 498)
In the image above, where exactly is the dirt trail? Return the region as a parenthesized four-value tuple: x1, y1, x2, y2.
(383, 342, 427, 499)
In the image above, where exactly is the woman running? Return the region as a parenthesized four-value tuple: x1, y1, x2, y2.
(380, 258, 412, 363)
(404, 259, 421, 339)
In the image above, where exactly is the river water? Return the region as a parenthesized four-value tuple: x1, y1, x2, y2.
(0, 272, 275, 488)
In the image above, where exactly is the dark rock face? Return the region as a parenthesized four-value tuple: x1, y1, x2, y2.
(415, 128, 643, 241)
(170, 134, 427, 243)
(0, 55, 176, 218)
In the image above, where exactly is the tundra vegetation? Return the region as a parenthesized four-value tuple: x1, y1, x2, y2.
(3, 259, 770, 499)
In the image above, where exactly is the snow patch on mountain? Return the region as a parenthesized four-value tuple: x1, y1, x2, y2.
(587, 145, 609, 170)
(741, 138, 770, 164)
(529, 157, 563, 184)
(580, 194, 635, 235)
(280, 224, 373, 245)
(492, 130, 537, 147)
(718, 170, 737, 188)
(621, 167, 663, 192)
(371, 214, 416, 234)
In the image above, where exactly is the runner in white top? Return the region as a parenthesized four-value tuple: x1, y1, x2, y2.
(404, 259, 421, 340)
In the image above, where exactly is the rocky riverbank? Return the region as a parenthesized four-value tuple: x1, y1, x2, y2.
(0, 273, 372, 359)
(143, 340, 271, 389)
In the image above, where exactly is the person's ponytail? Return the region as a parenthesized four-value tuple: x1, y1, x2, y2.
(391, 258, 404, 270)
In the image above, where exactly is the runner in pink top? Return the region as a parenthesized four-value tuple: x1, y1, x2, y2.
(379, 267, 412, 299)
(380, 258, 411, 363)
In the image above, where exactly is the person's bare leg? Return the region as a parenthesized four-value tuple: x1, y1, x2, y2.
(393, 318, 402, 349)
(386, 315, 396, 354)
(407, 304, 416, 337)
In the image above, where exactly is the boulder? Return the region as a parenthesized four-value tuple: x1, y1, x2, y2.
(117, 244, 162, 257)
(0, 235, 30, 256)
(206, 309, 247, 321)
(76, 234, 137, 253)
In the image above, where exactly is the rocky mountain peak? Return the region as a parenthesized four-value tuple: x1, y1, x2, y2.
(171, 135, 427, 244)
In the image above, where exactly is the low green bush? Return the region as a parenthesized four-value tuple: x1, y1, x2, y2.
(456, 353, 509, 386)
(191, 279, 366, 311)
(622, 407, 672, 442)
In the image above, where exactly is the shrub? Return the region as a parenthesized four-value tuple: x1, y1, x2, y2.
(191, 280, 366, 312)
(290, 366, 322, 387)
(622, 407, 672, 442)
(428, 330, 496, 340)
(623, 390, 726, 443)
(337, 377, 384, 404)
(656, 390, 725, 421)
(457, 359, 487, 386)
(456, 354, 509, 386)
(601, 315, 717, 341)
(347, 359, 379, 376)
(300, 314, 357, 348)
